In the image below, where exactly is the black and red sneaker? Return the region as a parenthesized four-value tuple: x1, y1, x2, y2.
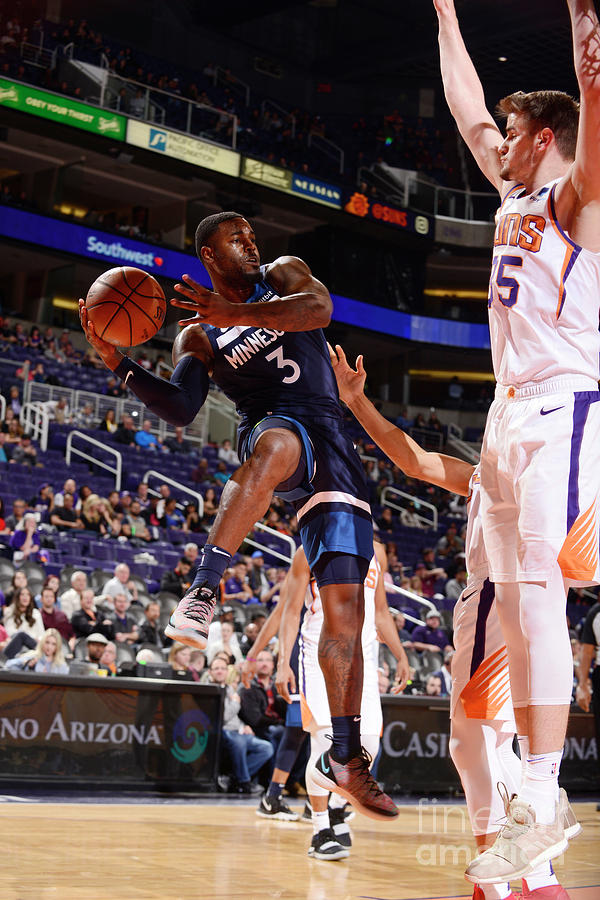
(312, 747, 398, 821)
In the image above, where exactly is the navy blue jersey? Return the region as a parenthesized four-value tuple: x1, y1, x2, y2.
(202, 265, 342, 427)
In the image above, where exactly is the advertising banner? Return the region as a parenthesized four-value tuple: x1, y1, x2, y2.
(241, 156, 293, 193)
(0, 674, 223, 787)
(127, 120, 240, 178)
(290, 173, 341, 209)
(343, 190, 433, 238)
(0, 78, 125, 139)
(379, 697, 598, 794)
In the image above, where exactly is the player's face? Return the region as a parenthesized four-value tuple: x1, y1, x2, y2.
(498, 113, 537, 182)
(210, 218, 261, 285)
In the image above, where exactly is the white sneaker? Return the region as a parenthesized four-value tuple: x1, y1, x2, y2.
(559, 787, 581, 840)
(465, 786, 568, 885)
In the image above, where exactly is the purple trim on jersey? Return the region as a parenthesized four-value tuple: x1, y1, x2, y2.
(557, 245, 582, 320)
(499, 183, 525, 212)
(567, 392, 600, 531)
(549, 183, 581, 252)
(469, 579, 495, 679)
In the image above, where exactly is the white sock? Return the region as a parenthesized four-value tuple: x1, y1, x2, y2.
(479, 882, 512, 899)
(523, 860, 559, 891)
(520, 750, 562, 825)
(329, 792, 346, 810)
(312, 808, 330, 835)
(517, 734, 529, 785)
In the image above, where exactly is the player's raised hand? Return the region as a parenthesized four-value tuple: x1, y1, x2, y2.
(275, 659, 296, 704)
(240, 657, 257, 690)
(171, 274, 236, 328)
(327, 342, 367, 406)
(78, 299, 122, 367)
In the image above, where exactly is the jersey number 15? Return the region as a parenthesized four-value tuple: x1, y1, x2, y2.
(488, 254, 523, 308)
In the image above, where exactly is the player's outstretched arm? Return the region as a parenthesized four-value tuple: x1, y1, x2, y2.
(372, 544, 410, 693)
(565, 0, 600, 248)
(275, 547, 311, 703)
(172, 256, 332, 332)
(433, 0, 505, 192)
(329, 344, 473, 496)
(78, 301, 212, 426)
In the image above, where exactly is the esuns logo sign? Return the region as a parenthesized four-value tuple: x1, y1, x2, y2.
(149, 128, 167, 151)
(86, 235, 163, 268)
(171, 709, 211, 763)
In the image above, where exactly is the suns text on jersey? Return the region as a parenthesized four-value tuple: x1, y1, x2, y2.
(493, 212, 545, 253)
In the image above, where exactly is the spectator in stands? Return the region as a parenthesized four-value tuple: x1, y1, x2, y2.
(15, 359, 33, 382)
(135, 482, 151, 510)
(209, 655, 273, 793)
(182, 542, 199, 568)
(122, 499, 151, 543)
(183, 502, 202, 533)
(99, 408, 118, 434)
(447, 376, 464, 410)
(160, 497, 186, 529)
(10, 513, 42, 563)
(5, 498, 27, 532)
(201, 487, 219, 529)
(59, 571, 88, 619)
(39, 585, 74, 645)
(261, 567, 287, 610)
(84, 632, 111, 666)
(445, 567, 468, 601)
(137, 600, 166, 647)
(79, 484, 92, 507)
(191, 458, 211, 484)
(400, 501, 427, 530)
(414, 549, 447, 598)
(188, 649, 206, 680)
(218, 438, 239, 466)
(168, 642, 195, 681)
(3, 571, 27, 609)
(105, 376, 126, 399)
(214, 460, 231, 486)
(411, 610, 452, 656)
(239, 621, 259, 658)
(224, 561, 255, 605)
(135, 418, 164, 452)
(395, 406, 413, 430)
(10, 433, 38, 467)
(5, 628, 68, 674)
(207, 619, 243, 666)
(54, 478, 79, 509)
(114, 415, 137, 446)
(160, 557, 193, 598)
(30, 483, 54, 520)
(100, 563, 138, 608)
(130, 88, 145, 118)
(432, 649, 453, 696)
(110, 594, 139, 645)
(81, 494, 121, 537)
(5, 418, 23, 446)
(436, 522, 465, 561)
(75, 401, 96, 429)
(8, 385, 21, 416)
(248, 550, 270, 601)
(3, 586, 44, 641)
(376, 507, 395, 534)
(32, 362, 46, 384)
(0, 432, 11, 463)
(165, 426, 192, 454)
(47, 397, 72, 424)
(99, 641, 118, 676)
(240, 648, 287, 750)
(71, 589, 115, 641)
(425, 674, 444, 696)
(50, 492, 83, 531)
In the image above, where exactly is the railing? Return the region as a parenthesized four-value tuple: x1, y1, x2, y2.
(447, 423, 480, 465)
(142, 469, 203, 518)
(243, 522, 297, 566)
(20, 401, 50, 451)
(408, 427, 444, 452)
(19, 40, 56, 69)
(66, 431, 123, 489)
(307, 132, 344, 175)
(0, 393, 5, 423)
(260, 98, 296, 139)
(385, 581, 436, 617)
(214, 65, 250, 107)
(381, 485, 438, 532)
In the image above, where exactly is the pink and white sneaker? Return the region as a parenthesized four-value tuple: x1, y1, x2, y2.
(521, 882, 571, 899)
(164, 583, 217, 649)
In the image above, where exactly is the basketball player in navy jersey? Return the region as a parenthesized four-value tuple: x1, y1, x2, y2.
(78, 211, 396, 819)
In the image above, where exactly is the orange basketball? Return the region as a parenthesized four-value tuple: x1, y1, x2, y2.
(85, 266, 167, 347)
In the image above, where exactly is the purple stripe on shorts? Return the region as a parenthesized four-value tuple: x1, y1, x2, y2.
(567, 392, 600, 532)
(470, 579, 495, 679)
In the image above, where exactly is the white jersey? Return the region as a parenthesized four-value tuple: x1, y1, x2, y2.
(301, 554, 378, 650)
(465, 465, 486, 580)
(488, 180, 600, 388)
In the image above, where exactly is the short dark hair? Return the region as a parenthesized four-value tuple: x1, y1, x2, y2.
(496, 90, 579, 161)
(195, 211, 246, 258)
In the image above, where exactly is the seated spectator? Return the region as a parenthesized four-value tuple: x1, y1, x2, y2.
(0, 431, 11, 463)
(84, 632, 111, 667)
(99, 408, 118, 433)
(4, 570, 28, 608)
(183, 503, 202, 532)
(5, 418, 23, 446)
(71, 590, 115, 641)
(182, 542, 199, 568)
(165, 426, 192, 454)
(50, 492, 83, 531)
(10, 433, 38, 467)
(46, 397, 71, 424)
(248, 550, 270, 601)
(445, 567, 468, 601)
(208, 655, 273, 794)
(207, 619, 243, 665)
(202, 487, 219, 528)
(8, 385, 22, 416)
(114, 415, 137, 446)
(191, 458, 211, 484)
(239, 621, 259, 658)
(54, 478, 79, 509)
(414, 549, 447, 598)
(411, 610, 452, 656)
(376, 507, 395, 534)
(160, 497, 186, 529)
(104, 376, 126, 399)
(39, 584, 74, 644)
(122, 499, 151, 542)
(4, 498, 27, 532)
(3, 587, 44, 641)
(135, 419, 164, 451)
(110, 593, 139, 645)
(135, 482, 151, 510)
(224, 561, 255, 605)
(218, 438, 239, 466)
(5, 628, 68, 674)
(10, 513, 43, 564)
(399, 502, 426, 530)
(261, 567, 287, 610)
(15, 360, 33, 382)
(168, 642, 195, 680)
(447, 376, 464, 409)
(432, 649, 453, 696)
(100, 563, 138, 608)
(138, 600, 167, 647)
(59, 570, 88, 618)
(425, 673, 444, 696)
(99, 641, 118, 675)
(214, 460, 231, 485)
(75, 401, 96, 429)
(189, 649, 206, 681)
(160, 557, 193, 598)
(395, 406, 413, 430)
(30, 483, 55, 520)
(436, 523, 465, 561)
(240, 649, 287, 748)
(81, 494, 121, 537)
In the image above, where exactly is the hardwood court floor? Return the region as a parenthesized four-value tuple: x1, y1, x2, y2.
(1, 798, 598, 900)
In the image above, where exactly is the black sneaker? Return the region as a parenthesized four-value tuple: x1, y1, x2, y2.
(164, 582, 217, 649)
(308, 828, 349, 861)
(256, 793, 299, 821)
(238, 781, 263, 795)
(312, 748, 398, 821)
(301, 799, 313, 822)
(329, 803, 355, 825)
(332, 822, 352, 848)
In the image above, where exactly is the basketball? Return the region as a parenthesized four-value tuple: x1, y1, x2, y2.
(85, 266, 167, 347)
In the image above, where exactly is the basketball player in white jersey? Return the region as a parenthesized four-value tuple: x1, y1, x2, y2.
(275, 543, 409, 859)
(328, 344, 580, 899)
(433, 0, 600, 883)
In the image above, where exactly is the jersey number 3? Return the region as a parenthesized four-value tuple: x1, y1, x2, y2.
(488, 254, 523, 308)
(265, 346, 301, 384)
